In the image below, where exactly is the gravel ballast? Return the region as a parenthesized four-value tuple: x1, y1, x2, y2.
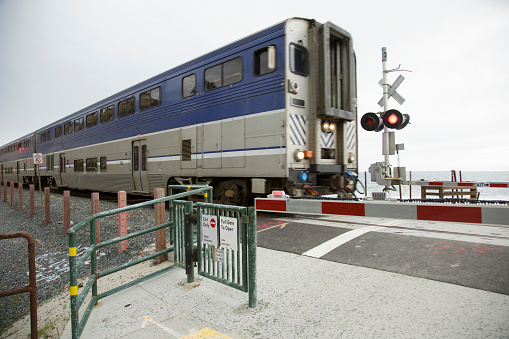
(0, 183, 171, 334)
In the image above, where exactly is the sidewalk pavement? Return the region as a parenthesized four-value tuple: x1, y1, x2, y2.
(61, 247, 509, 338)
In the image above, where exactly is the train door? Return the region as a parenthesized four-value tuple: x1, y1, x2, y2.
(59, 153, 67, 186)
(132, 140, 149, 192)
(16, 161, 20, 182)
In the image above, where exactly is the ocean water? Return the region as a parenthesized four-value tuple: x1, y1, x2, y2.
(356, 171, 509, 201)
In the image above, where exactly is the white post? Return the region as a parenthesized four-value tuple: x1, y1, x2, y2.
(382, 47, 391, 192)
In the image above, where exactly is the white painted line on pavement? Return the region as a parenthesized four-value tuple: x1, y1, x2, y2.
(302, 226, 384, 258)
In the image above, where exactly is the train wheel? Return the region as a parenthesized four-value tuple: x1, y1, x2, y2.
(214, 179, 247, 206)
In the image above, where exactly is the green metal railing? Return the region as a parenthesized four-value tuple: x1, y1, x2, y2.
(67, 186, 212, 339)
(67, 184, 256, 338)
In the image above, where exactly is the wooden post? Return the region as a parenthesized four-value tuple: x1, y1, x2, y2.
(18, 183, 23, 211)
(64, 190, 70, 235)
(154, 188, 167, 264)
(30, 184, 35, 217)
(118, 191, 128, 254)
(409, 171, 412, 199)
(44, 187, 50, 225)
(3, 180, 7, 202)
(91, 192, 100, 244)
(10, 181, 14, 208)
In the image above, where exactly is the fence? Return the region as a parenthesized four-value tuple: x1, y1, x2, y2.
(0, 232, 37, 339)
(68, 185, 257, 339)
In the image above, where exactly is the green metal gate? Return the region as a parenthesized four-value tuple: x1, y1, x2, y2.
(67, 185, 256, 339)
(195, 203, 257, 307)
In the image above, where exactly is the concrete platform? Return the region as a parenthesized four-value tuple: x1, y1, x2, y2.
(62, 247, 509, 338)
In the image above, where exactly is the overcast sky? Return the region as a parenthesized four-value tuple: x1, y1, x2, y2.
(1, 0, 508, 172)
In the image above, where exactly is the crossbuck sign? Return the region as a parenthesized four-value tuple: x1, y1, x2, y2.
(378, 74, 405, 106)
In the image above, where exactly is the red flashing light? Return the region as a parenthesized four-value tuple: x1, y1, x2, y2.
(387, 114, 398, 125)
(383, 109, 410, 130)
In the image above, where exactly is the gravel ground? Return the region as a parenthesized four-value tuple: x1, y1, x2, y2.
(0, 183, 171, 335)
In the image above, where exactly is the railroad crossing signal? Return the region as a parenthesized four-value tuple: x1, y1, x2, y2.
(360, 109, 410, 132)
(378, 74, 405, 106)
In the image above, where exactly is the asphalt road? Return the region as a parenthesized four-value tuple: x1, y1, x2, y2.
(256, 212, 509, 295)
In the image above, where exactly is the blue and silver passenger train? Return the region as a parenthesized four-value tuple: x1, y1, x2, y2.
(0, 18, 358, 205)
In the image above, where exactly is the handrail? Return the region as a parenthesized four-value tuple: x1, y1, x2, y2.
(68, 185, 213, 339)
(0, 232, 37, 339)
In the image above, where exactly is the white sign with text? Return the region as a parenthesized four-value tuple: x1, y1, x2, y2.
(220, 216, 238, 251)
(201, 215, 218, 247)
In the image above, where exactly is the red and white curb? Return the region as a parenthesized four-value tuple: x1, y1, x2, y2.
(255, 198, 509, 226)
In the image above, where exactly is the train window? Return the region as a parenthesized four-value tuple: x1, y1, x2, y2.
(118, 97, 135, 118)
(47, 130, 51, 141)
(150, 88, 160, 107)
(100, 105, 114, 123)
(55, 126, 63, 138)
(204, 64, 222, 91)
(74, 117, 84, 132)
(86, 157, 98, 172)
(182, 74, 196, 98)
(140, 92, 150, 111)
(254, 46, 276, 76)
(64, 122, 73, 136)
(140, 87, 161, 111)
(74, 159, 84, 172)
(100, 157, 107, 172)
(86, 112, 98, 128)
(289, 43, 309, 76)
(141, 145, 147, 171)
(133, 146, 139, 171)
(223, 57, 243, 86)
(181, 139, 191, 161)
(46, 155, 54, 171)
(204, 57, 243, 91)
(41, 132, 47, 143)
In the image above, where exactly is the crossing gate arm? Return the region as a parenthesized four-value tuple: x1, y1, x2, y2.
(402, 181, 509, 188)
(255, 198, 509, 226)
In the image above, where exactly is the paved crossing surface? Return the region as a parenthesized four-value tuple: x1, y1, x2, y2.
(60, 213, 509, 338)
(257, 213, 509, 295)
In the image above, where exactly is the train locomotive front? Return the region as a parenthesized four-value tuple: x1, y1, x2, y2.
(279, 18, 358, 199)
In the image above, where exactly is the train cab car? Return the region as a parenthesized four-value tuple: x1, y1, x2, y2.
(0, 18, 358, 205)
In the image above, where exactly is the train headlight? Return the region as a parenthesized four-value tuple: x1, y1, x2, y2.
(321, 121, 336, 133)
(294, 150, 313, 161)
(295, 150, 305, 161)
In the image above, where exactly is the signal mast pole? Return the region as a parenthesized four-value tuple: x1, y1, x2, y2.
(381, 47, 391, 191)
